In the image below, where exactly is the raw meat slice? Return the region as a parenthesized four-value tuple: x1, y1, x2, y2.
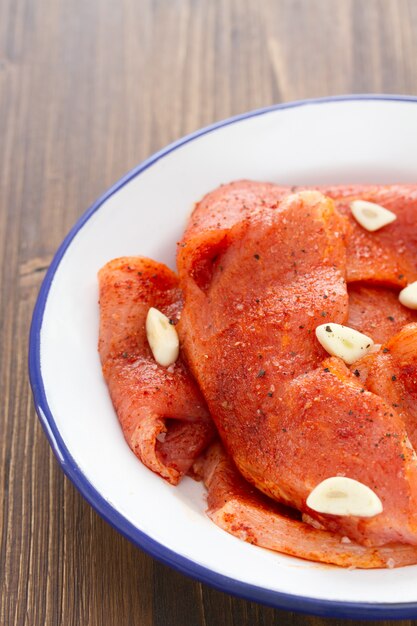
(98, 257, 215, 484)
(302, 184, 417, 287)
(195, 442, 417, 568)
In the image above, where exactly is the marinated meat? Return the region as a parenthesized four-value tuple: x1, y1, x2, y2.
(98, 257, 215, 484)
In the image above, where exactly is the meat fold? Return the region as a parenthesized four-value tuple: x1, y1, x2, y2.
(98, 257, 215, 485)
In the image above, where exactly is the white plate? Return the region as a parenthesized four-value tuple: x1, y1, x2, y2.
(29, 96, 417, 619)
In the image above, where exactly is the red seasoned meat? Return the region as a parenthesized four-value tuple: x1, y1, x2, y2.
(317, 184, 417, 287)
(185, 180, 417, 287)
(178, 191, 417, 546)
(354, 323, 417, 451)
(347, 284, 417, 344)
(195, 442, 417, 568)
(98, 257, 215, 484)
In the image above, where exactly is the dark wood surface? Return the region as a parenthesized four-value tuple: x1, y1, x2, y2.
(2, 0, 417, 624)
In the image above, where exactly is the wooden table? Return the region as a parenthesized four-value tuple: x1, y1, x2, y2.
(2, 1, 417, 624)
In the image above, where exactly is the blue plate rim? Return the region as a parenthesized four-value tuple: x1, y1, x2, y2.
(29, 94, 417, 620)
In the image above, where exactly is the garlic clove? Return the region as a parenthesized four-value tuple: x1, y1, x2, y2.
(146, 307, 179, 367)
(315, 323, 374, 365)
(306, 476, 383, 518)
(350, 200, 397, 232)
(399, 281, 417, 310)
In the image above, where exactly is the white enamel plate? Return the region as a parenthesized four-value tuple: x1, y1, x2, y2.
(29, 96, 417, 619)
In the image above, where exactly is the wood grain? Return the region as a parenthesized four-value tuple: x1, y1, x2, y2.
(1, 0, 417, 624)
